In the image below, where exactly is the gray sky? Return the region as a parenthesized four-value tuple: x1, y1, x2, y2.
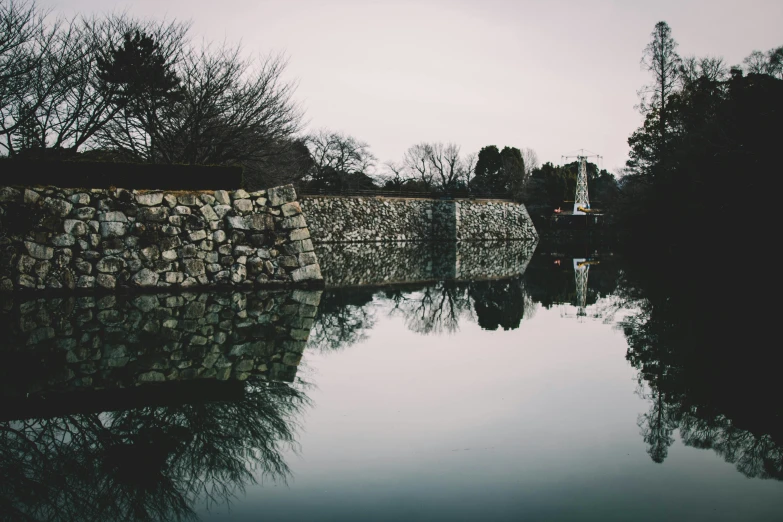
(43, 0, 783, 173)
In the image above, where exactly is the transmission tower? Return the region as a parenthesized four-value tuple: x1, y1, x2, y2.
(562, 150, 602, 215)
(573, 258, 589, 317)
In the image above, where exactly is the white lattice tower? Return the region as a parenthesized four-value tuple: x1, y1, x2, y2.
(573, 156, 590, 215)
(573, 258, 590, 317)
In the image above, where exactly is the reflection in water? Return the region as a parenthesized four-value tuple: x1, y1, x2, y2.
(307, 277, 537, 351)
(0, 382, 307, 521)
(310, 246, 783, 483)
(1, 245, 782, 521)
(616, 259, 783, 480)
(0, 290, 320, 520)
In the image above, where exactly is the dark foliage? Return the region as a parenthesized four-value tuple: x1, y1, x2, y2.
(616, 22, 783, 253)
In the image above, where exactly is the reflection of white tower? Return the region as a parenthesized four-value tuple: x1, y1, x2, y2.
(573, 156, 590, 215)
(573, 258, 590, 317)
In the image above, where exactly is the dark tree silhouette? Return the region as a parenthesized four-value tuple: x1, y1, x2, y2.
(96, 29, 183, 162)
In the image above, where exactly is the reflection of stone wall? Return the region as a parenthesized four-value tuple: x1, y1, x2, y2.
(0, 289, 322, 401)
(300, 196, 538, 243)
(315, 241, 537, 287)
(0, 185, 322, 292)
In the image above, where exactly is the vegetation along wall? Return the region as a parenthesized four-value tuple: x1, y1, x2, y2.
(300, 196, 538, 243)
(0, 184, 322, 292)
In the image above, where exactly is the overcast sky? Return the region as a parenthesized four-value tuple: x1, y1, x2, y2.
(42, 0, 783, 174)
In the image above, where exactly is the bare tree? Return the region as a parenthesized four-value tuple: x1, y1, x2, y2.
(6, 15, 118, 156)
(402, 143, 434, 188)
(304, 129, 376, 189)
(679, 55, 728, 87)
(742, 46, 783, 79)
(398, 142, 475, 191)
(157, 45, 304, 188)
(0, 0, 53, 154)
(521, 147, 538, 178)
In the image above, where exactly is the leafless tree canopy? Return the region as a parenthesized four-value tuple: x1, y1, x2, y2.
(393, 142, 475, 190)
(0, 1, 305, 188)
(521, 147, 539, 177)
(679, 55, 728, 87)
(307, 129, 376, 176)
(742, 46, 783, 79)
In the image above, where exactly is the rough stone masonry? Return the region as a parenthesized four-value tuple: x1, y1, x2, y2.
(0, 184, 323, 292)
(300, 196, 539, 243)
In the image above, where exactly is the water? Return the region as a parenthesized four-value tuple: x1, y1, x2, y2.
(1, 242, 781, 521)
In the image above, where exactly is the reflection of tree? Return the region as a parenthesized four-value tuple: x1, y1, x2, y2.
(469, 278, 533, 331)
(307, 288, 376, 351)
(387, 282, 472, 335)
(0, 380, 308, 521)
(617, 256, 783, 479)
(313, 278, 536, 340)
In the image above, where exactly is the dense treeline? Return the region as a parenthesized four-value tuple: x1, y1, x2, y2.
(614, 21, 783, 251)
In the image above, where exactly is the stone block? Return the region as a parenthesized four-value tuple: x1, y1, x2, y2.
(130, 268, 159, 287)
(98, 211, 127, 222)
(99, 222, 127, 238)
(96, 257, 125, 273)
(213, 204, 232, 218)
(280, 201, 302, 217)
(214, 190, 231, 205)
(63, 219, 88, 236)
(74, 207, 96, 220)
(51, 234, 76, 247)
(267, 185, 296, 206)
(298, 252, 318, 267)
(23, 189, 40, 204)
(291, 264, 322, 282)
(200, 204, 218, 221)
(233, 199, 253, 213)
(183, 258, 206, 276)
(247, 213, 273, 230)
(136, 193, 164, 206)
(137, 207, 169, 223)
(44, 197, 72, 217)
(281, 214, 306, 229)
(189, 230, 207, 242)
(25, 241, 53, 260)
(226, 216, 247, 230)
(70, 193, 90, 205)
(96, 274, 116, 289)
(289, 228, 310, 241)
(279, 255, 299, 268)
(178, 194, 199, 206)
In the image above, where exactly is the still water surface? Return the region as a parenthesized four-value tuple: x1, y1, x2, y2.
(1, 242, 781, 521)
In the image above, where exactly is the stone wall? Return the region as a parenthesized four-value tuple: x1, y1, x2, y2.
(300, 196, 538, 243)
(0, 185, 322, 292)
(315, 241, 537, 287)
(0, 289, 322, 406)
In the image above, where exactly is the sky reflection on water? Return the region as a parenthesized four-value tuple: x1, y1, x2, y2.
(1, 244, 782, 521)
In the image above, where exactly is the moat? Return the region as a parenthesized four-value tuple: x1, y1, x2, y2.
(1, 241, 781, 522)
